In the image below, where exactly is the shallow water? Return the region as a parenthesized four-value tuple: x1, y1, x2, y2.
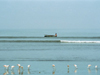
(0, 61, 100, 75)
(0, 29, 100, 75)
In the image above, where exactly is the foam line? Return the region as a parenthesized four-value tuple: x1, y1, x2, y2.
(60, 40, 100, 43)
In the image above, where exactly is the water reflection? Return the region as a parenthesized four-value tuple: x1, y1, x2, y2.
(67, 68, 69, 73)
(52, 71, 55, 75)
(11, 71, 15, 75)
(74, 69, 77, 73)
(18, 69, 21, 74)
(95, 68, 98, 73)
(3, 70, 9, 75)
(28, 69, 31, 74)
(21, 71, 23, 75)
(88, 69, 91, 74)
(18, 69, 23, 75)
(67, 65, 69, 73)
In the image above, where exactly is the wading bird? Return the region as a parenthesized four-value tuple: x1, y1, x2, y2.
(67, 65, 69, 68)
(52, 64, 56, 71)
(4, 65, 10, 70)
(28, 65, 31, 70)
(74, 64, 78, 69)
(11, 66, 15, 70)
(87, 64, 91, 69)
(17, 64, 21, 69)
(95, 65, 98, 69)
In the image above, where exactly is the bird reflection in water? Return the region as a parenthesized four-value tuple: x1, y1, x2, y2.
(67, 65, 69, 73)
(88, 69, 91, 74)
(18, 70, 23, 75)
(3, 70, 9, 75)
(74, 69, 77, 73)
(11, 71, 15, 75)
(18, 69, 21, 74)
(18, 68, 23, 75)
(21, 71, 23, 75)
(95, 68, 98, 73)
(28, 69, 31, 74)
(52, 70, 55, 75)
(18, 69, 23, 75)
(67, 69, 69, 73)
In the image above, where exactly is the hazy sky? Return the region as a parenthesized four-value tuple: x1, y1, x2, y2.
(0, 0, 100, 29)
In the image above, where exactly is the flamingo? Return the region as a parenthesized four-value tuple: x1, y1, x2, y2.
(28, 65, 31, 70)
(52, 64, 55, 67)
(4, 65, 10, 70)
(4, 65, 7, 68)
(17, 64, 21, 67)
(17, 64, 21, 69)
(67, 65, 69, 68)
(52, 64, 56, 71)
(95, 65, 98, 69)
(87, 64, 91, 69)
(95, 65, 98, 73)
(11, 66, 15, 70)
(74, 64, 78, 69)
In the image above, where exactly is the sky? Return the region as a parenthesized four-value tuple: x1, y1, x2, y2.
(0, 0, 100, 29)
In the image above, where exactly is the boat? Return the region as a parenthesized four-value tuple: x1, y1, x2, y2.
(44, 33, 57, 37)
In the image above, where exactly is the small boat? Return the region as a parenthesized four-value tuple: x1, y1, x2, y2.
(44, 33, 57, 37)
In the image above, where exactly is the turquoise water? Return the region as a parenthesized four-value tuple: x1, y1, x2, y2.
(0, 29, 100, 75)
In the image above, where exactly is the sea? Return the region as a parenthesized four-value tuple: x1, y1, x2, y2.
(0, 29, 100, 75)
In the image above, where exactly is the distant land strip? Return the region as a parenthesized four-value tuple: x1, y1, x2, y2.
(0, 36, 100, 39)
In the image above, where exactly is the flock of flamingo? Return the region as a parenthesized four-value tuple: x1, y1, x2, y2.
(3, 64, 98, 75)
(4, 64, 31, 71)
(3, 64, 98, 70)
(52, 64, 98, 69)
(3, 64, 31, 75)
(51, 64, 98, 74)
(52, 64, 98, 74)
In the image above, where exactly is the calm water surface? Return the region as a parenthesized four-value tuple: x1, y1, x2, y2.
(0, 29, 100, 75)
